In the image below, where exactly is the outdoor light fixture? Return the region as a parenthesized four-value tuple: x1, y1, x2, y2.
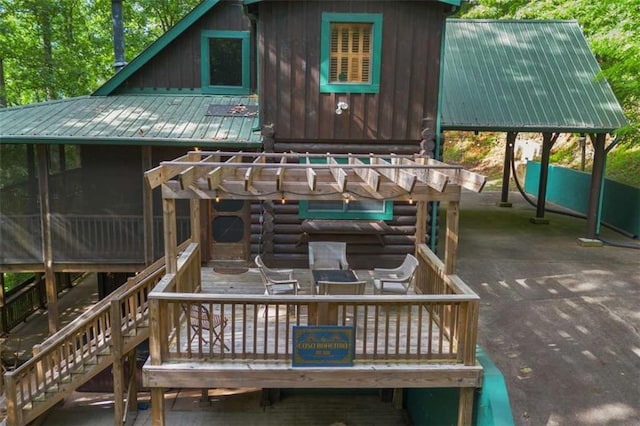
(335, 101, 349, 115)
(281, 193, 286, 204)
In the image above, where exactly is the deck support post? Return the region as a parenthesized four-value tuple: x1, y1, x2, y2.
(111, 299, 125, 426)
(458, 387, 475, 426)
(37, 144, 59, 333)
(149, 295, 166, 425)
(151, 388, 165, 426)
(0, 273, 6, 334)
(127, 347, 138, 415)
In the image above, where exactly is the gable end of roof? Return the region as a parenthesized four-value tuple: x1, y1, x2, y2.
(93, 0, 221, 96)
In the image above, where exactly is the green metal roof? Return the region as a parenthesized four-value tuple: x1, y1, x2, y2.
(0, 95, 262, 148)
(441, 20, 628, 133)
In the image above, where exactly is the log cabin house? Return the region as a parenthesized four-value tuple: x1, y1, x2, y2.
(0, 1, 508, 425)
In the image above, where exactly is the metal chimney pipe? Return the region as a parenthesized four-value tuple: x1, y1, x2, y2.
(111, 0, 126, 72)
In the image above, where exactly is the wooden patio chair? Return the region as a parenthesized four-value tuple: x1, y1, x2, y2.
(308, 242, 349, 270)
(373, 254, 419, 295)
(184, 304, 229, 350)
(255, 255, 300, 295)
(316, 280, 367, 295)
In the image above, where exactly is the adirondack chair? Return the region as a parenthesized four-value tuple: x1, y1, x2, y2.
(184, 304, 229, 350)
(308, 242, 349, 270)
(373, 254, 419, 295)
(255, 255, 300, 295)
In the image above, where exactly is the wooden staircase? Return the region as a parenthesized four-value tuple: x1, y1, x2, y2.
(1, 259, 166, 426)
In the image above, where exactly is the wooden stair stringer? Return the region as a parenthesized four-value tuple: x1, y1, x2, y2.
(19, 322, 149, 425)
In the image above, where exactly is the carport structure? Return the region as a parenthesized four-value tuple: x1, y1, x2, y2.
(441, 19, 629, 240)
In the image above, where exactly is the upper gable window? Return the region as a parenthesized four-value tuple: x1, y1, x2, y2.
(320, 13, 383, 94)
(201, 30, 250, 95)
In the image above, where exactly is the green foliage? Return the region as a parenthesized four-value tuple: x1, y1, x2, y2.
(0, 0, 201, 106)
(2, 272, 34, 292)
(606, 144, 640, 188)
(0, 144, 29, 188)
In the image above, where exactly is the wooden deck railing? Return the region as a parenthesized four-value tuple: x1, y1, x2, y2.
(3, 258, 165, 426)
(148, 243, 480, 367)
(1, 274, 79, 335)
(415, 244, 480, 365)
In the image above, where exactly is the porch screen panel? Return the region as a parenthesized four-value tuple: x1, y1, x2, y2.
(0, 144, 43, 263)
(49, 145, 150, 263)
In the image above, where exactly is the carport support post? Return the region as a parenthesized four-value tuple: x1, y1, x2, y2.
(531, 133, 558, 224)
(499, 132, 517, 207)
(585, 133, 606, 239)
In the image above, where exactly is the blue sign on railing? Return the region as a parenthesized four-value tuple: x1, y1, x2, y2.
(292, 326, 355, 367)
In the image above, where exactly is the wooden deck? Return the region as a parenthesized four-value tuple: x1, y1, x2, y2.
(144, 244, 482, 392)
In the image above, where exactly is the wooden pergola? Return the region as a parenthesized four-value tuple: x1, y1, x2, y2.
(145, 151, 487, 274)
(142, 150, 487, 426)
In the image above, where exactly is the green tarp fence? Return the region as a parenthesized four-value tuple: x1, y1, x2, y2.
(524, 162, 640, 238)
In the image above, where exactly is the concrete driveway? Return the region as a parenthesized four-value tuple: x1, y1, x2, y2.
(455, 191, 640, 426)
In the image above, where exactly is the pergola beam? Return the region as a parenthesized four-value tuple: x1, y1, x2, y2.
(145, 152, 486, 204)
(244, 154, 266, 191)
(425, 158, 487, 192)
(179, 154, 219, 190)
(305, 156, 317, 191)
(162, 179, 463, 203)
(328, 155, 347, 193)
(400, 157, 448, 192)
(350, 156, 380, 192)
(371, 157, 416, 193)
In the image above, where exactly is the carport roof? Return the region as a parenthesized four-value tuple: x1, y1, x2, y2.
(441, 19, 628, 133)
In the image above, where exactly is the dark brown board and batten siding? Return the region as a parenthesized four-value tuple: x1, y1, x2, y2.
(115, 1, 252, 92)
(255, 0, 446, 142)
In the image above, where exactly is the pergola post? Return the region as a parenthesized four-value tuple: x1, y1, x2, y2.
(414, 200, 428, 248)
(142, 146, 154, 266)
(584, 133, 607, 240)
(444, 200, 459, 274)
(163, 196, 178, 275)
(498, 132, 517, 207)
(149, 195, 177, 426)
(36, 144, 59, 334)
